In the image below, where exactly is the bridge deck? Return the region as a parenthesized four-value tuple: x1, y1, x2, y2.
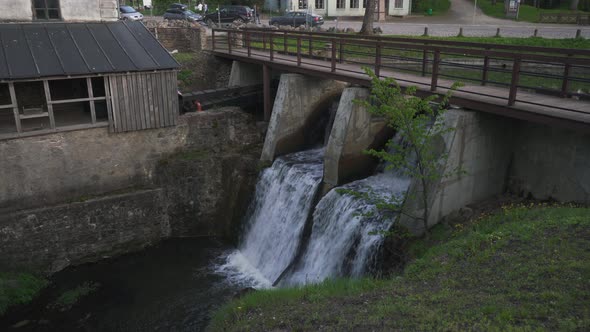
(213, 47, 590, 132)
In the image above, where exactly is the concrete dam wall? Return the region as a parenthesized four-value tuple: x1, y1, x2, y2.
(260, 72, 590, 236)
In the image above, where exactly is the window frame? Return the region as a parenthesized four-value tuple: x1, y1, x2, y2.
(0, 76, 112, 140)
(315, 0, 325, 9)
(32, 0, 62, 21)
(350, 0, 359, 8)
(337, 0, 346, 9)
(394, 0, 403, 9)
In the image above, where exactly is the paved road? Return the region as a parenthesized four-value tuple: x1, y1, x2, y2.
(150, 0, 590, 39)
(316, 0, 589, 38)
(273, 0, 589, 38)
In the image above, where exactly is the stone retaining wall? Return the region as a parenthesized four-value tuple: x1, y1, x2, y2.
(0, 108, 263, 274)
(146, 25, 207, 52)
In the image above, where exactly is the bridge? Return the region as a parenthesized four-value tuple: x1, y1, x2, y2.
(211, 28, 590, 132)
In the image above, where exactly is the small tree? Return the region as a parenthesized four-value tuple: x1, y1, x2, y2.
(354, 69, 463, 237)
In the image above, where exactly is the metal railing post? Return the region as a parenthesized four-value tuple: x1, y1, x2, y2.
(308, 36, 313, 58)
(508, 57, 521, 106)
(375, 43, 382, 77)
(561, 55, 572, 98)
(297, 36, 302, 66)
(269, 33, 274, 61)
(227, 31, 232, 54)
(430, 49, 440, 91)
(331, 39, 336, 72)
(482, 47, 490, 86)
(284, 31, 288, 53)
(421, 43, 428, 77)
(339, 41, 344, 63)
(212, 29, 216, 50)
(247, 31, 251, 57)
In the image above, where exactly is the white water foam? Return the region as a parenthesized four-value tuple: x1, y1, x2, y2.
(215, 149, 324, 288)
(282, 171, 411, 286)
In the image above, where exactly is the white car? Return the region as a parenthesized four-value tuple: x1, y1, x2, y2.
(119, 6, 144, 21)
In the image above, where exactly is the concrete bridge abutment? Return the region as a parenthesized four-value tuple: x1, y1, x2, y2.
(261, 73, 345, 162)
(228, 61, 263, 87)
(321, 87, 391, 195)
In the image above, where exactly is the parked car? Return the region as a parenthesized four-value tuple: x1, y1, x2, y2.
(169, 3, 188, 10)
(119, 6, 144, 21)
(204, 5, 253, 26)
(270, 12, 324, 27)
(163, 9, 202, 22)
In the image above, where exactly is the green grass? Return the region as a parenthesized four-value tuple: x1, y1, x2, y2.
(0, 273, 48, 315)
(173, 53, 197, 91)
(208, 204, 590, 331)
(474, 1, 587, 23)
(413, 0, 452, 15)
(173, 52, 197, 64)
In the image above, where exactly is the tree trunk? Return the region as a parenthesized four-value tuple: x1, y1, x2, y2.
(570, 0, 580, 10)
(360, 0, 376, 35)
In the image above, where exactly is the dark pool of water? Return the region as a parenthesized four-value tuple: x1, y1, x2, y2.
(1, 238, 241, 332)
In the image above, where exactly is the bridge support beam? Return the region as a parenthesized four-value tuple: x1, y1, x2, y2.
(228, 61, 262, 87)
(261, 74, 345, 162)
(321, 87, 391, 195)
(263, 64, 271, 122)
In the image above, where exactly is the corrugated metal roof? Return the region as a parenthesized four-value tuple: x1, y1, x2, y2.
(0, 21, 179, 81)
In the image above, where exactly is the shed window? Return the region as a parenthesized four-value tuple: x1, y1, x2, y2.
(315, 0, 324, 9)
(0, 84, 17, 135)
(0, 77, 111, 139)
(33, 0, 61, 20)
(350, 0, 359, 8)
(337, 0, 346, 8)
(298, 0, 307, 9)
(394, 0, 403, 8)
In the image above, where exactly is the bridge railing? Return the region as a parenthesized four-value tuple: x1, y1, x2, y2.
(211, 28, 590, 109)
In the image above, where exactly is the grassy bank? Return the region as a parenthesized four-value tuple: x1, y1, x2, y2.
(474, 1, 587, 23)
(0, 273, 48, 315)
(209, 205, 590, 331)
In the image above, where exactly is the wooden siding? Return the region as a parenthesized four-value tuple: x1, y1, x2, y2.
(107, 71, 178, 133)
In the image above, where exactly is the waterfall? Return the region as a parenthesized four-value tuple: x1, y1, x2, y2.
(280, 171, 411, 286)
(215, 149, 324, 288)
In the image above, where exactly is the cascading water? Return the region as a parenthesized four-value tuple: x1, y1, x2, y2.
(215, 149, 324, 288)
(280, 171, 411, 286)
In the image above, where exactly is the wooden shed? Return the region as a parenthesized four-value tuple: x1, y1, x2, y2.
(0, 21, 180, 140)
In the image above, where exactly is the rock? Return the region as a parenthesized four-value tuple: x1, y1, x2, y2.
(373, 27, 383, 34)
(233, 287, 256, 299)
(12, 320, 30, 328)
(345, 27, 355, 33)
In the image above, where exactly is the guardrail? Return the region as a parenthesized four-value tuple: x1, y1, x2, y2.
(211, 28, 590, 109)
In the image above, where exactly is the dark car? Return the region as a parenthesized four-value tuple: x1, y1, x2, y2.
(270, 11, 324, 27)
(169, 3, 188, 10)
(163, 9, 202, 22)
(204, 5, 253, 25)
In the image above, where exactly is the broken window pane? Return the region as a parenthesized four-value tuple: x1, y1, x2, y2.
(53, 101, 92, 127)
(0, 84, 11, 105)
(21, 117, 50, 132)
(91, 77, 106, 97)
(49, 78, 88, 101)
(0, 110, 17, 135)
(14, 81, 46, 115)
